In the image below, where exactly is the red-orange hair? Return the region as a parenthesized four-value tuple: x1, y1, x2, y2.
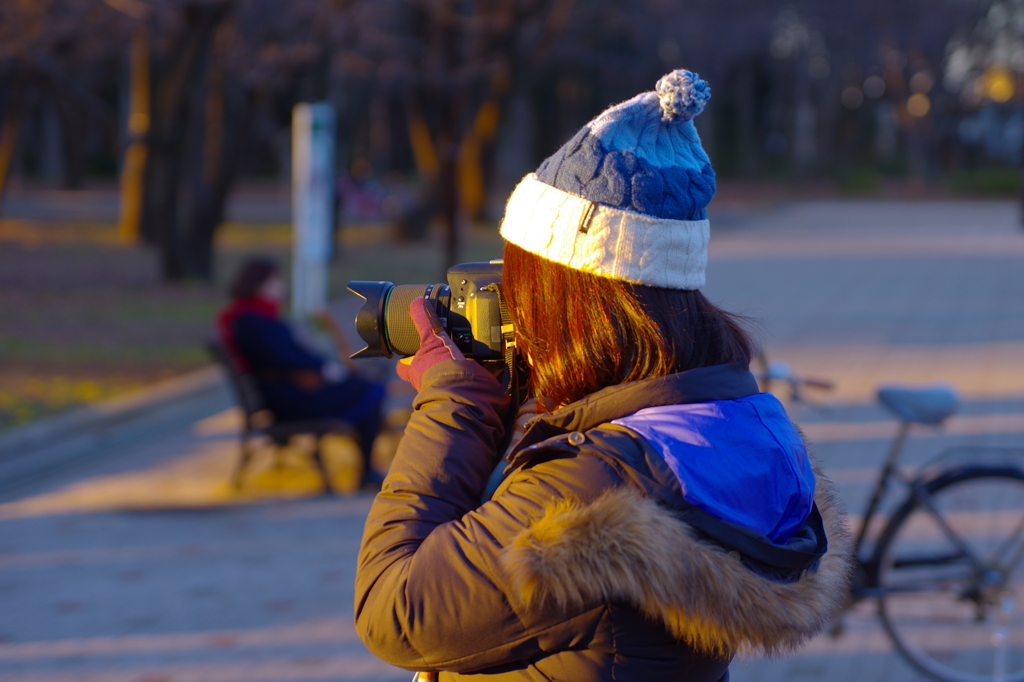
(502, 241, 754, 407)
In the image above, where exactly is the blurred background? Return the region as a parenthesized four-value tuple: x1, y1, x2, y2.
(1, 0, 1023, 428)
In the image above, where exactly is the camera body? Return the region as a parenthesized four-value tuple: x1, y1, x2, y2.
(348, 261, 506, 365)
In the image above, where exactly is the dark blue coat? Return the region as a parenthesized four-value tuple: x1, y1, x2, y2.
(231, 313, 381, 423)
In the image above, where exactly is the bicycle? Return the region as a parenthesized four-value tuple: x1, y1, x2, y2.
(757, 357, 1024, 682)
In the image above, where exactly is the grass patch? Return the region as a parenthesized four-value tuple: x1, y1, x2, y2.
(947, 168, 1022, 196)
(0, 339, 208, 364)
(0, 374, 151, 429)
(0, 218, 505, 430)
(838, 167, 881, 194)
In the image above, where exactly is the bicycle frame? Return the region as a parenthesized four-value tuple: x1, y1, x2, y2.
(848, 420, 915, 599)
(846, 420, 1024, 603)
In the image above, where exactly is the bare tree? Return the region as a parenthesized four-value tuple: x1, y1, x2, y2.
(943, 0, 1024, 219)
(2, 0, 1015, 280)
(337, 0, 577, 267)
(119, 0, 335, 280)
(0, 0, 129, 201)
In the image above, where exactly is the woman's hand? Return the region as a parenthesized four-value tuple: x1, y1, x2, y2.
(396, 298, 466, 391)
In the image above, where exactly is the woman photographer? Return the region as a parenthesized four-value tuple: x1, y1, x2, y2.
(355, 71, 852, 681)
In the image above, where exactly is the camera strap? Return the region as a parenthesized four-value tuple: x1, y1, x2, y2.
(484, 283, 522, 407)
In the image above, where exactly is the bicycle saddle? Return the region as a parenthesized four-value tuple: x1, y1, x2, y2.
(876, 384, 959, 425)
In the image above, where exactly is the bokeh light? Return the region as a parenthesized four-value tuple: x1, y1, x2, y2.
(841, 87, 864, 109)
(907, 93, 932, 117)
(978, 67, 1015, 103)
(864, 75, 886, 99)
(809, 56, 831, 79)
(909, 71, 934, 94)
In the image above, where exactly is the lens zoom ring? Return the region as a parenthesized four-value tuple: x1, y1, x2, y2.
(385, 285, 429, 356)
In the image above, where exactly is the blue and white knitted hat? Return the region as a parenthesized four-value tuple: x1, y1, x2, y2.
(499, 69, 714, 290)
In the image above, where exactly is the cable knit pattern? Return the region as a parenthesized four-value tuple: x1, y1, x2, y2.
(501, 69, 716, 290)
(500, 174, 708, 289)
(535, 131, 715, 221)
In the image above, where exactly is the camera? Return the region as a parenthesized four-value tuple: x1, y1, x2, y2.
(347, 261, 508, 366)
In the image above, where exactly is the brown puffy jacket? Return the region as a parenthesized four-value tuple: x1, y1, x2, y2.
(355, 361, 852, 681)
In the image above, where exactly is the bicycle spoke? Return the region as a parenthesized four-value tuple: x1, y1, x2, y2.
(879, 577, 971, 596)
(994, 513, 1024, 574)
(911, 484, 984, 566)
(994, 594, 1016, 682)
(876, 470, 1024, 682)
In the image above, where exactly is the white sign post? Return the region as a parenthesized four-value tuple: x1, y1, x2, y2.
(291, 102, 336, 318)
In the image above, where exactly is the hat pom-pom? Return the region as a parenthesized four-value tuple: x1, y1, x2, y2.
(656, 70, 710, 122)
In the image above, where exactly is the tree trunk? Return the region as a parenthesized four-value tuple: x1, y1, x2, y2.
(139, 0, 232, 281)
(457, 97, 502, 221)
(736, 63, 758, 176)
(0, 102, 21, 207)
(56, 97, 85, 189)
(438, 83, 462, 270)
(180, 83, 251, 280)
(119, 26, 151, 243)
(391, 0, 573, 254)
(439, 139, 459, 272)
(1019, 168, 1024, 228)
(395, 102, 440, 242)
(0, 69, 26, 209)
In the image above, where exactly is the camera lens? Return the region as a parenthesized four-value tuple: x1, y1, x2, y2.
(347, 281, 450, 358)
(383, 284, 450, 356)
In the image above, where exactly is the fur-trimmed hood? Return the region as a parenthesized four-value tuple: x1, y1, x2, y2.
(493, 365, 854, 659)
(500, 466, 852, 658)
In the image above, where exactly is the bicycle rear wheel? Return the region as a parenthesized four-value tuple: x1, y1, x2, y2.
(876, 468, 1024, 682)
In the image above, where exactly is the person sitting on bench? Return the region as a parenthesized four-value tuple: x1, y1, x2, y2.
(217, 257, 386, 490)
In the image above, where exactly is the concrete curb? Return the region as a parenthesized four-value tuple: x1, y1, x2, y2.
(0, 367, 229, 492)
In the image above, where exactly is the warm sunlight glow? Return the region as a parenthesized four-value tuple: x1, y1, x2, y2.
(980, 67, 1016, 103)
(906, 93, 932, 117)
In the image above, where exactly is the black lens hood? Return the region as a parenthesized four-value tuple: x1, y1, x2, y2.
(347, 280, 394, 358)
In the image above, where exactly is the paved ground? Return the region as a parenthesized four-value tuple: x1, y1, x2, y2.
(2, 199, 1023, 682)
